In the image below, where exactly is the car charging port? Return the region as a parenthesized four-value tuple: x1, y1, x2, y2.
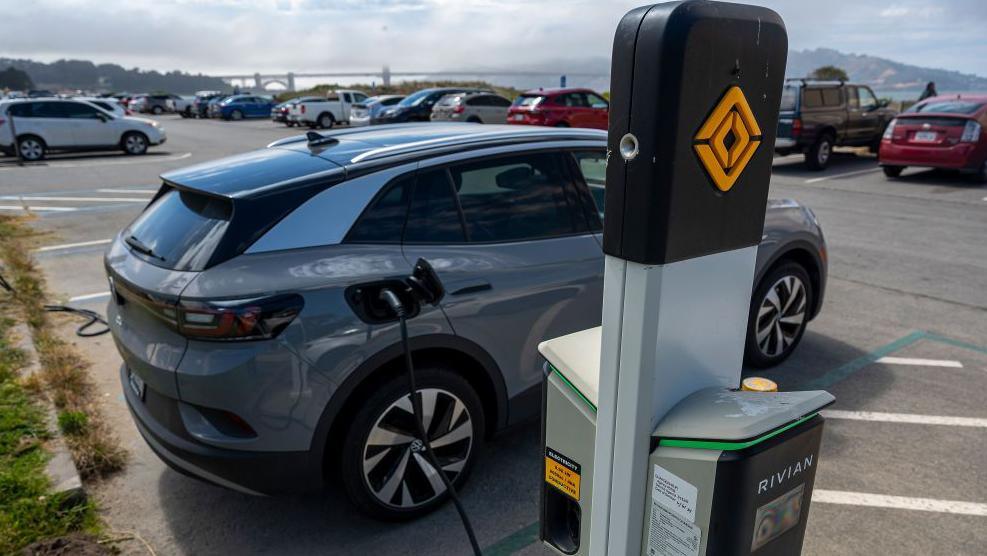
(344, 280, 421, 324)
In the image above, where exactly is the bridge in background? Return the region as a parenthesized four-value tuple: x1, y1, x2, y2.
(216, 65, 609, 91)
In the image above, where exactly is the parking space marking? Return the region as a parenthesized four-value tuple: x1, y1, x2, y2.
(0, 196, 149, 203)
(822, 410, 987, 428)
(68, 291, 111, 302)
(0, 152, 191, 170)
(0, 205, 77, 212)
(804, 167, 882, 184)
(877, 356, 964, 368)
(34, 239, 112, 253)
(96, 188, 156, 194)
(813, 489, 987, 516)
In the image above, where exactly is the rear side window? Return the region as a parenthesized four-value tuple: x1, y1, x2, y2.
(6, 103, 36, 117)
(779, 86, 797, 111)
(126, 189, 232, 271)
(802, 88, 841, 108)
(450, 153, 584, 242)
(405, 170, 466, 243)
(345, 176, 414, 243)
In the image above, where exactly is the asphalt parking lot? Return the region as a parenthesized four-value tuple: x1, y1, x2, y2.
(2, 115, 985, 555)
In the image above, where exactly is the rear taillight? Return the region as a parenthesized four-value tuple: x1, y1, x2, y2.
(177, 294, 304, 341)
(960, 120, 981, 143)
(453, 104, 465, 114)
(301, 105, 306, 114)
(882, 118, 897, 140)
(791, 118, 802, 138)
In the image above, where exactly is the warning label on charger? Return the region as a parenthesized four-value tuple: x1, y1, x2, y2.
(647, 500, 702, 556)
(544, 447, 581, 501)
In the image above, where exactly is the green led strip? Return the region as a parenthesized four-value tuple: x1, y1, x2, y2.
(549, 364, 818, 452)
(658, 413, 819, 451)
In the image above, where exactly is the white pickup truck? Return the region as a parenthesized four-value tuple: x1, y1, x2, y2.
(287, 89, 370, 129)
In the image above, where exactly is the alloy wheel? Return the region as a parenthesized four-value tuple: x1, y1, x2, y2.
(124, 134, 146, 154)
(817, 140, 831, 166)
(755, 274, 807, 358)
(19, 138, 43, 161)
(362, 388, 473, 509)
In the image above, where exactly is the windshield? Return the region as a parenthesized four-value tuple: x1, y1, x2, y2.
(779, 85, 798, 111)
(906, 100, 984, 115)
(398, 89, 434, 107)
(513, 95, 544, 107)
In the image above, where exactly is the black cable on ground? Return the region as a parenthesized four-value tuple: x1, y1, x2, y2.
(398, 311, 483, 555)
(0, 271, 110, 337)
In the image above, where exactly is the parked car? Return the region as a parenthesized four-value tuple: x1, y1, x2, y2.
(75, 97, 129, 117)
(0, 98, 166, 161)
(172, 95, 195, 117)
(106, 124, 826, 520)
(430, 92, 512, 124)
(507, 88, 609, 130)
(271, 96, 321, 126)
(287, 90, 369, 128)
(349, 95, 404, 127)
(373, 88, 491, 124)
(215, 95, 275, 121)
(775, 78, 897, 170)
(878, 95, 987, 182)
(193, 92, 226, 118)
(131, 94, 183, 115)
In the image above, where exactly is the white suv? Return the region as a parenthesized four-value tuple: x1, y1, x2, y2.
(0, 99, 166, 161)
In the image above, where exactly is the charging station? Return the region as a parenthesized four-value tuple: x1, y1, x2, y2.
(539, 2, 834, 555)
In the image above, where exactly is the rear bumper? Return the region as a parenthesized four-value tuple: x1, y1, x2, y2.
(774, 137, 797, 149)
(879, 140, 984, 170)
(121, 364, 323, 495)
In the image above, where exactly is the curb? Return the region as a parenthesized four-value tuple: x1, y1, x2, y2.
(13, 323, 86, 505)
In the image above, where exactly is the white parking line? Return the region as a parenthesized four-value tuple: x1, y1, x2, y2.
(0, 205, 77, 212)
(822, 410, 987, 428)
(96, 188, 156, 194)
(813, 489, 987, 516)
(877, 356, 964, 368)
(34, 239, 112, 253)
(68, 291, 111, 302)
(804, 168, 882, 184)
(0, 196, 149, 203)
(0, 152, 191, 170)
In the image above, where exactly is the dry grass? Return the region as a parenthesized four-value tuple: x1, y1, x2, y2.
(0, 215, 125, 479)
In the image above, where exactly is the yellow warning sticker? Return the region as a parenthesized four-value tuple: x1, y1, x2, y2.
(545, 447, 581, 501)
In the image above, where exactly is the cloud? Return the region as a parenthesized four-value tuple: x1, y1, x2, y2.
(0, 0, 983, 78)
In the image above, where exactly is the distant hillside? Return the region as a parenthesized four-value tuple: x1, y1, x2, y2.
(0, 58, 229, 94)
(786, 48, 987, 93)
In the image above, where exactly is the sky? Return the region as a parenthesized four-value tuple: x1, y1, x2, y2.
(0, 0, 984, 78)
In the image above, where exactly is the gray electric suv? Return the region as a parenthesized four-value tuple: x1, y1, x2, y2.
(105, 123, 826, 520)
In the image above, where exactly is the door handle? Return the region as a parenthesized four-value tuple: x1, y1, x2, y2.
(450, 281, 492, 296)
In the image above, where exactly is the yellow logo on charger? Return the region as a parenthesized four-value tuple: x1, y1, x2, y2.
(694, 86, 762, 192)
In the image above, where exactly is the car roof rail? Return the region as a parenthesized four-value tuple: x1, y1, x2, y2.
(265, 122, 439, 149)
(349, 127, 606, 164)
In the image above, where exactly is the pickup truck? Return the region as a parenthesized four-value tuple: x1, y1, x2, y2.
(287, 89, 370, 129)
(775, 79, 897, 170)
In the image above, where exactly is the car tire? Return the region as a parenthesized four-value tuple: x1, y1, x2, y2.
(317, 113, 335, 129)
(554, 121, 570, 128)
(229, 110, 243, 121)
(152, 106, 163, 115)
(466, 116, 482, 124)
(745, 262, 813, 369)
(882, 165, 904, 178)
(16, 135, 46, 162)
(971, 159, 987, 184)
(121, 132, 149, 155)
(340, 365, 485, 521)
(805, 134, 833, 171)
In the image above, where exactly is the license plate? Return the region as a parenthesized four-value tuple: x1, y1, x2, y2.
(913, 131, 938, 142)
(513, 114, 524, 121)
(128, 369, 145, 400)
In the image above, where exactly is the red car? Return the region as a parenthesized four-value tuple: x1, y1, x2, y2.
(879, 95, 987, 182)
(507, 87, 609, 129)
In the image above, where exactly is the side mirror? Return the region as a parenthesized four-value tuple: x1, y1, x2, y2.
(878, 99, 890, 108)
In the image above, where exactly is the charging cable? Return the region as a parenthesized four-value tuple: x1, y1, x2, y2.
(380, 289, 483, 555)
(0, 270, 110, 337)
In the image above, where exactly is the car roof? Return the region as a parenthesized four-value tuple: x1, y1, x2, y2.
(919, 94, 987, 103)
(520, 87, 598, 96)
(163, 123, 606, 199)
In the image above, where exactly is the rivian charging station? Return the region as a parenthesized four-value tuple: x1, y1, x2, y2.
(538, 2, 835, 555)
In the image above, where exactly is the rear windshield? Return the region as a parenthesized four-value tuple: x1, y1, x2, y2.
(906, 100, 984, 115)
(125, 189, 232, 271)
(779, 85, 797, 111)
(436, 95, 463, 107)
(513, 95, 544, 107)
